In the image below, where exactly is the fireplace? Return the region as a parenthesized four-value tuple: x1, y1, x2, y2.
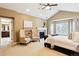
(39, 32, 45, 38)
(38, 27, 47, 39)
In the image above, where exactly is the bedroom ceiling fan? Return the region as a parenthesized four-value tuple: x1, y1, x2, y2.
(40, 3, 58, 10)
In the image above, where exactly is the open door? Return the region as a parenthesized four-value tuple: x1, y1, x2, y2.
(0, 17, 14, 46)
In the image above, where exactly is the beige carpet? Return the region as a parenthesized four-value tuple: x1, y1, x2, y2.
(1, 41, 67, 56)
(0, 48, 4, 56)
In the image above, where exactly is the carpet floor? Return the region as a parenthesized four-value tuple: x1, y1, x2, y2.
(1, 41, 67, 56)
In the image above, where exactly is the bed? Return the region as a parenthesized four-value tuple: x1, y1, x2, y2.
(45, 35, 79, 53)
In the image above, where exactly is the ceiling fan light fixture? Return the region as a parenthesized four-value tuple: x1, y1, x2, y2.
(40, 3, 58, 10)
(40, 13, 42, 16)
(26, 8, 30, 12)
(45, 6, 51, 10)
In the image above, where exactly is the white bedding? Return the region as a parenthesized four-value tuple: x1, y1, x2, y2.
(52, 36, 68, 39)
(45, 36, 68, 44)
(45, 35, 79, 52)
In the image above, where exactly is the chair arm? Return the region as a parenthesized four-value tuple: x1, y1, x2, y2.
(19, 37, 26, 43)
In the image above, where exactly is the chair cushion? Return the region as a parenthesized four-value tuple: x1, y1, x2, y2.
(25, 38, 31, 43)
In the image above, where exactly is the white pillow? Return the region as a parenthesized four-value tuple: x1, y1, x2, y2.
(25, 38, 31, 43)
(71, 32, 79, 43)
(68, 33, 72, 39)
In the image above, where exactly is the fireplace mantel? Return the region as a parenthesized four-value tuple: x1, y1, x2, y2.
(38, 27, 47, 35)
(38, 27, 47, 32)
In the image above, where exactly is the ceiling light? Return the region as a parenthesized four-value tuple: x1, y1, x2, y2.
(46, 6, 51, 10)
(26, 9, 30, 12)
(40, 13, 42, 16)
(77, 4, 79, 6)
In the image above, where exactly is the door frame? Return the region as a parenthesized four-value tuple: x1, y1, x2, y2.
(0, 16, 15, 42)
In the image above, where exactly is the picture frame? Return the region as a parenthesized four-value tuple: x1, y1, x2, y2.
(24, 20, 33, 28)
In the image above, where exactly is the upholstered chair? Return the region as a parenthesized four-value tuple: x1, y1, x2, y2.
(32, 27, 40, 42)
(19, 29, 31, 44)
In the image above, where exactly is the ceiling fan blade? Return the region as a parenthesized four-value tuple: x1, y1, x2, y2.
(50, 4, 58, 6)
(40, 3, 50, 6)
(42, 6, 47, 9)
(40, 3, 58, 10)
(40, 3, 47, 6)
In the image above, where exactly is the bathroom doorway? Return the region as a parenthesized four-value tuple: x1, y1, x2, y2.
(0, 17, 14, 46)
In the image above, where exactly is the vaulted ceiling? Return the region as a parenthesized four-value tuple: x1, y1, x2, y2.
(0, 3, 79, 20)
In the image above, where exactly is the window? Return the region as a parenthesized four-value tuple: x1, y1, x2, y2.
(50, 19, 75, 36)
(50, 24, 54, 34)
(55, 20, 69, 35)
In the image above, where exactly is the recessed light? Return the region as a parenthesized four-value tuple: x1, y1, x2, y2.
(77, 4, 79, 6)
(40, 13, 42, 16)
(26, 8, 30, 12)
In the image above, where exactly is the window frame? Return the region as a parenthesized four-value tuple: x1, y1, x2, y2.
(52, 19, 75, 36)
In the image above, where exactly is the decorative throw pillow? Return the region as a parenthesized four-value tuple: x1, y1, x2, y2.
(71, 32, 79, 43)
(68, 33, 72, 39)
(25, 38, 31, 43)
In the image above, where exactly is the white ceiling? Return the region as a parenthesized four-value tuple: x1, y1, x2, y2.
(0, 3, 79, 20)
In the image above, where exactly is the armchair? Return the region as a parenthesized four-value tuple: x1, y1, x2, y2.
(19, 29, 31, 44)
(32, 27, 40, 42)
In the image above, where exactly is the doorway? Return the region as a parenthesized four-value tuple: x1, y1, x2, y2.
(0, 17, 14, 46)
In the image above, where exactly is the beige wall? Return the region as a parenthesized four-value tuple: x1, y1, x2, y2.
(0, 7, 43, 42)
(49, 11, 79, 20)
(47, 11, 79, 34)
